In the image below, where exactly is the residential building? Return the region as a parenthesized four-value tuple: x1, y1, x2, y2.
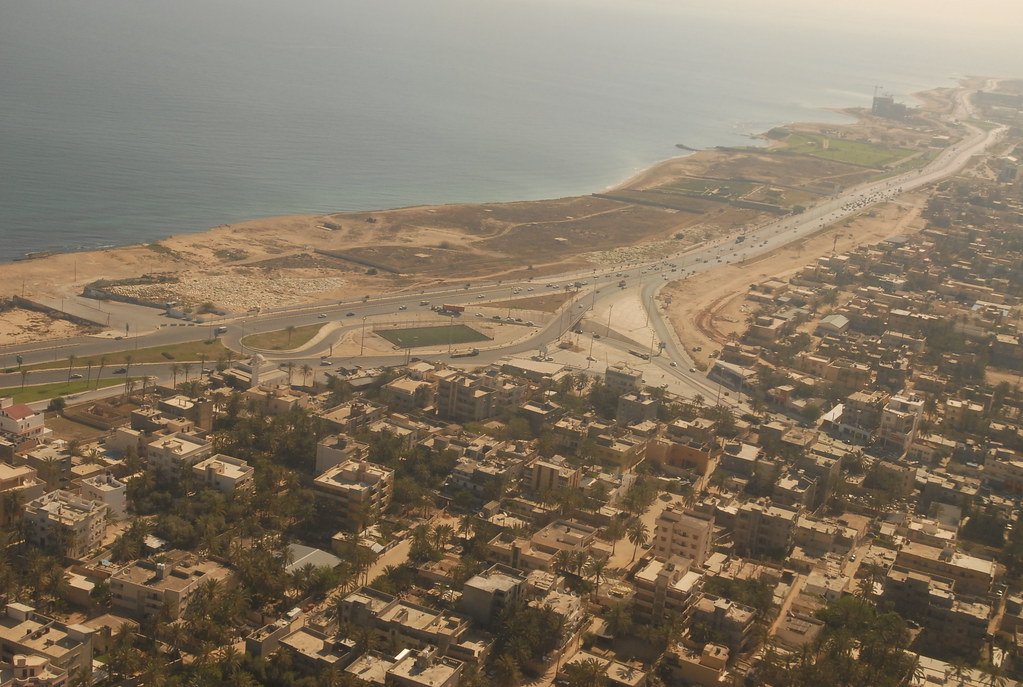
(528, 455, 581, 495)
(633, 555, 703, 623)
(109, 552, 230, 620)
(0, 464, 44, 526)
(23, 491, 107, 558)
(0, 399, 45, 440)
(459, 565, 526, 627)
(146, 431, 212, 475)
(893, 542, 996, 597)
(732, 501, 798, 559)
(878, 394, 924, 452)
(192, 454, 254, 492)
(689, 594, 757, 652)
(604, 364, 642, 396)
(653, 506, 714, 566)
(0, 603, 94, 680)
(78, 473, 127, 519)
(315, 434, 370, 473)
(313, 460, 394, 529)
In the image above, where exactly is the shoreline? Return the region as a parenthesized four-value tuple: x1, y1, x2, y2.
(2, 84, 952, 268)
(0, 79, 978, 327)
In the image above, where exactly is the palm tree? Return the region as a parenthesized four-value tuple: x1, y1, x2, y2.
(122, 355, 133, 396)
(67, 354, 76, 384)
(433, 523, 455, 550)
(584, 556, 608, 599)
(170, 363, 181, 387)
(285, 361, 295, 385)
(627, 519, 649, 562)
(19, 369, 27, 390)
(182, 362, 192, 382)
(562, 658, 608, 687)
(301, 363, 312, 386)
(603, 518, 626, 555)
(285, 325, 296, 346)
(95, 355, 107, 389)
(492, 653, 522, 687)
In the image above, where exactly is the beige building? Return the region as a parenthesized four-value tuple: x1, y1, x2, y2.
(434, 369, 528, 423)
(0, 464, 45, 526)
(109, 552, 230, 620)
(0, 603, 94, 681)
(192, 454, 254, 492)
(388, 646, 464, 687)
(313, 460, 394, 529)
(459, 565, 526, 627)
(487, 520, 598, 572)
(529, 456, 581, 495)
(146, 431, 213, 475)
(732, 500, 798, 559)
(689, 594, 757, 652)
(23, 491, 107, 559)
(633, 555, 703, 623)
(653, 507, 714, 566)
(315, 434, 370, 473)
(77, 473, 127, 519)
(894, 542, 996, 597)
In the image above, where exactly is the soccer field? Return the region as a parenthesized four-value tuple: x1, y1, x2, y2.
(375, 324, 490, 348)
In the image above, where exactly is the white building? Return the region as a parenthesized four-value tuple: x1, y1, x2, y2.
(23, 491, 108, 559)
(78, 473, 127, 519)
(192, 454, 254, 493)
(0, 398, 45, 440)
(147, 432, 212, 475)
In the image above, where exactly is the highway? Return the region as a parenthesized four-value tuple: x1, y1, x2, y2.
(0, 92, 1005, 404)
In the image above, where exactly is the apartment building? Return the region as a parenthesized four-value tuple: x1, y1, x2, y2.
(883, 567, 989, 657)
(528, 455, 581, 495)
(0, 399, 45, 441)
(732, 501, 798, 559)
(313, 460, 394, 529)
(146, 431, 213, 475)
(0, 464, 44, 526)
(77, 473, 127, 519)
(459, 565, 526, 627)
(878, 394, 924, 452)
(893, 542, 996, 597)
(192, 454, 254, 493)
(689, 594, 757, 652)
(633, 555, 703, 623)
(0, 603, 94, 680)
(23, 491, 107, 559)
(109, 552, 230, 620)
(653, 506, 714, 566)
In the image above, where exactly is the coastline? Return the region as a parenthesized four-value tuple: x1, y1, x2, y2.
(0, 81, 971, 322)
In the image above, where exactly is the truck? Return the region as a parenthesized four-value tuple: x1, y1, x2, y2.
(735, 235, 746, 243)
(215, 325, 228, 334)
(450, 348, 480, 358)
(618, 279, 627, 288)
(441, 304, 465, 314)
(628, 349, 651, 361)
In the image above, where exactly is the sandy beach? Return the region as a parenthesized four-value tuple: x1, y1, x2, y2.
(0, 84, 962, 346)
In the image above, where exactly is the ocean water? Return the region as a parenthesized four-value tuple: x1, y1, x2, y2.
(1, 0, 1021, 263)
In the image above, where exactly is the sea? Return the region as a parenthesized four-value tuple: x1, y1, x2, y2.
(1, 0, 1022, 263)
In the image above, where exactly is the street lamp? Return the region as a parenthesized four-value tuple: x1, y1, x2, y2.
(360, 317, 368, 356)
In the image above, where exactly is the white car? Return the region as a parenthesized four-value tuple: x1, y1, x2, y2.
(317, 313, 327, 318)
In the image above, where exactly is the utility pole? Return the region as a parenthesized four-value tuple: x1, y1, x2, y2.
(606, 304, 614, 338)
(360, 317, 367, 356)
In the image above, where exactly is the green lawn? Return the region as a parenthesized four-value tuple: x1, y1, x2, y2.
(783, 133, 915, 167)
(240, 323, 323, 351)
(375, 324, 490, 349)
(23, 339, 232, 372)
(0, 378, 132, 404)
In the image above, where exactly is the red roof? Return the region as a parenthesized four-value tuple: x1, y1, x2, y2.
(1, 404, 36, 421)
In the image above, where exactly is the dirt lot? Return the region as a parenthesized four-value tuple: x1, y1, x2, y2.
(0, 307, 90, 345)
(663, 192, 930, 368)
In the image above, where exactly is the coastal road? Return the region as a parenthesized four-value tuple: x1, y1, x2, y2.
(0, 92, 1006, 399)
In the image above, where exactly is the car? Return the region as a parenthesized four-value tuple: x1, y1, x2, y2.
(525, 321, 534, 326)
(398, 305, 407, 311)
(526, 287, 534, 291)
(70, 373, 83, 379)
(113, 367, 127, 374)
(114, 336, 124, 341)
(346, 312, 355, 317)
(493, 315, 501, 320)
(669, 361, 677, 367)
(690, 367, 697, 373)
(475, 313, 484, 318)
(317, 313, 327, 318)
(477, 294, 485, 299)
(320, 359, 333, 366)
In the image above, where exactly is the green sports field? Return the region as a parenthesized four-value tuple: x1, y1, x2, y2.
(375, 324, 490, 348)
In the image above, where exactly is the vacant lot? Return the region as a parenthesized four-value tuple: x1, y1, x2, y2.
(486, 292, 573, 313)
(375, 324, 490, 349)
(783, 133, 915, 168)
(240, 323, 323, 351)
